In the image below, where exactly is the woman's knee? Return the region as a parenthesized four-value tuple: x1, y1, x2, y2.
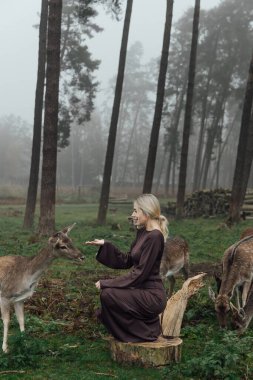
(100, 288, 116, 306)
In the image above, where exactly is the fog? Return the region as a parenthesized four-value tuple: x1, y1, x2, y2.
(0, 0, 221, 123)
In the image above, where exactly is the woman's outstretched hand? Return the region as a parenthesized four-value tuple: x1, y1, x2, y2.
(95, 281, 101, 289)
(85, 239, 105, 246)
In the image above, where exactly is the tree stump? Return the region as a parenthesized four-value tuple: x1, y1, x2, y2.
(107, 273, 206, 367)
(107, 336, 182, 367)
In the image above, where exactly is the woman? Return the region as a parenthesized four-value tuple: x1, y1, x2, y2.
(85, 194, 168, 342)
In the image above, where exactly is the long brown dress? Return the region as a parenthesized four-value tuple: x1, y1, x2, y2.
(96, 228, 167, 342)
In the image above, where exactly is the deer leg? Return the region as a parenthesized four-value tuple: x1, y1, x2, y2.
(14, 301, 25, 332)
(0, 297, 11, 353)
(242, 282, 251, 307)
(235, 287, 241, 309)
(182, 265, 189, 280)
(167, 275, 175, 298)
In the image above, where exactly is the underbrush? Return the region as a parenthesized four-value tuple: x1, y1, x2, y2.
(161, 329, 253, 379)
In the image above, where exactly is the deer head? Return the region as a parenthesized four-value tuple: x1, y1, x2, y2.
(209, 287, 230, 328)
(49, 224, 84, 263)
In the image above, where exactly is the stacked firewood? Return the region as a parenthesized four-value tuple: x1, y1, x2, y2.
(184, 189, 231, 217)
(163, 189, 231, 218)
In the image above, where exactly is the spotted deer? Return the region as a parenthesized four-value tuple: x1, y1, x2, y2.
(0, 224, 84, 353)
(160, 236, 190, 298)
(229, 228, 253, 333)
(209, 234, 253, 328)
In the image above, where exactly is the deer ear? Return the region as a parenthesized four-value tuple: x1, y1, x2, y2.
(208, 286, 216, 302)
(53, 238, 61, 249)
(62, 223, 76, 235)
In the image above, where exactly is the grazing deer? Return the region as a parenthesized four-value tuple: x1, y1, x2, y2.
(160, 236, 190, 298)
(209, 235, 253, 328)
(0, 224, 84, 353)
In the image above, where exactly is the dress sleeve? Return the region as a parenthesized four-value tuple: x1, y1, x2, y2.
(96, 241, 133, 269)
(99, 234, 163, 289)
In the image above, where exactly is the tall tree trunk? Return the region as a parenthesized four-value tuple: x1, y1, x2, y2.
(142, 0, 174, 193)
(120, 98, 142, 185)
(164, 78, 186, 196)
(228, 51, 253, 224)
(71, 130, 76, 189)
(210, 113, 236, 188)
(172, 153, 177, 195)
(240, 113, 253, 197)
(201, 103, 225, 189)
(192, 30, 219, 192)
(97, 0, 133, 225)
(176, 0, 200, 218)
(39, 0, 62, 235)
(200, 66, 232, 189)
(155, 148, 167, 193)
(23, 0, 48, 229)
(193, 65, 215, 190)
(165, 147, 173, 196)
(112, 95, 128, 185)
(60, 11, 70, 64)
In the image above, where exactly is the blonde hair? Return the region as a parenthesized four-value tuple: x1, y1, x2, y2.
(135, 194, 169, 240)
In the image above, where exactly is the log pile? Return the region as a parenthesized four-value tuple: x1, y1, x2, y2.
(184, 188, 231, 217)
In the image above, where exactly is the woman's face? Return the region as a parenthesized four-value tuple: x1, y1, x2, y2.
(131, 203, 149, 227)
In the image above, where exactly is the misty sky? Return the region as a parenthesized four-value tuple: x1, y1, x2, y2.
(0, 0, 221, 125)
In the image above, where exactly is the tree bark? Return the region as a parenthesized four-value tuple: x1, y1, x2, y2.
(107, 336, 182, 367)
(143, 0, 174, 193)
(161, 273, 206, 336)
(39, 0, 62, 235)
(97, 0, 133, 225)
(176, 0, 200, 218)
(23, 0, 48, 229)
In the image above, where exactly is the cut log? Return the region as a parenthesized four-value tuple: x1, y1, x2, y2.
(161, 272, 206, 336)
(107, 335, 182, 367)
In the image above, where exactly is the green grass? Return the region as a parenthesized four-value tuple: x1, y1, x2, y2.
(0, 203, 253, 379)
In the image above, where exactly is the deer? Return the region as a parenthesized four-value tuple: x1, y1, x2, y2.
(229, 228, 253, 333)
(209, 234, 253, 328)
(160, 236, 190, 298)
(0, 224, 84, 353)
